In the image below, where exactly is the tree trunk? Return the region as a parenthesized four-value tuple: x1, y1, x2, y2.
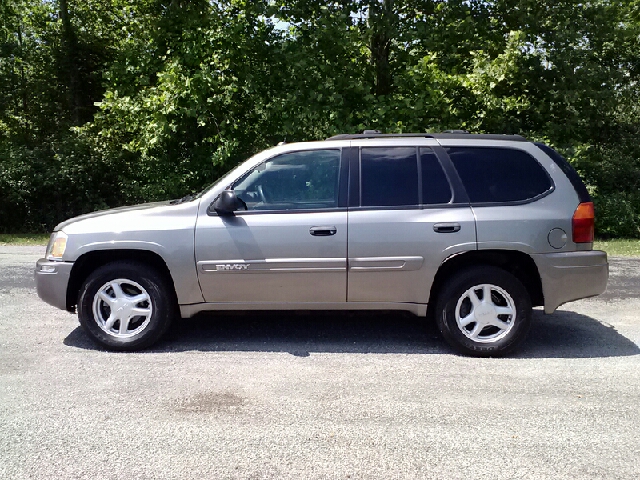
(16, 22, 29, 139)
(59, 0, 81, 125)
(369, 0, 394, 96)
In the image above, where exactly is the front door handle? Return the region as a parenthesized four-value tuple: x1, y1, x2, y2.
(433, 223, 461, 233)
(310, 226, 337, 236)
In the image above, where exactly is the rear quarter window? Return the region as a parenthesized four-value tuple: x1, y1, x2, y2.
(447, 147, 553, 203)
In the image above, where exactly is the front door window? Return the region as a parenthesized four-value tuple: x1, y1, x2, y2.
(233, 149, 341, 211)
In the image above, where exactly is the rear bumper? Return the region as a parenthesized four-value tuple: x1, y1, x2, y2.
(532, 250, 608, 313)
(34, 258, 74, 311)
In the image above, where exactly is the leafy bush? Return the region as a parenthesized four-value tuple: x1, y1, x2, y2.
(594, 192, 640, 239)
(0, 134, 122, 233)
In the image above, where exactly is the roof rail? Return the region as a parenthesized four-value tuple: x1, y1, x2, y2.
(326, 132, 527, 141)
(327, 133, 435, 140)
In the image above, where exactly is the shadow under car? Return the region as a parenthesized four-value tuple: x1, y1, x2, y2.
(63, 308, 640, 359)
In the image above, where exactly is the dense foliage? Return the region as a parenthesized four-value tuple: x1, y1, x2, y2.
(1, 0, 639, 236)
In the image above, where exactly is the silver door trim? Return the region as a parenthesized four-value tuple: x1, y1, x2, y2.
(348, 256, 424, 271)
(198, 258, 346, 273)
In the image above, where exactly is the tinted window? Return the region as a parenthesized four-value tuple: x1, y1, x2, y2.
(361, 147, 419, 207)
(420, 148, 452, 204)
(447, 147, 552, 203)
(234, 149, 340, 210)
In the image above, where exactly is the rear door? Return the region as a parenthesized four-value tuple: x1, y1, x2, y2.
(347, 142, 476, 304)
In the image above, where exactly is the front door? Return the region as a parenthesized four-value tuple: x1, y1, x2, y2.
(195, 148, 348, 303)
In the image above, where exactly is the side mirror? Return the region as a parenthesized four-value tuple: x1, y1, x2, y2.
(210, 190, 246, 215)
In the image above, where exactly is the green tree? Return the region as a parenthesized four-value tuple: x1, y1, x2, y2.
(1, 0, 639, 236)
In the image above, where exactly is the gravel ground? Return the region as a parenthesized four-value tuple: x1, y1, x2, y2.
(1, 246, 639, 480)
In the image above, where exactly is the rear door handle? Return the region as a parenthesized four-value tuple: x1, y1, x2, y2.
(433, 223, 461, 233)
(310, 226, 337, 236)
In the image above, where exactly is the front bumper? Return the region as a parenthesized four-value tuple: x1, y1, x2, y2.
(34, 259, 74, 311)
(532, 250, 608, 313)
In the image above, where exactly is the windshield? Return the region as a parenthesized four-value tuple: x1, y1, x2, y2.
(191, 146, 282, 200)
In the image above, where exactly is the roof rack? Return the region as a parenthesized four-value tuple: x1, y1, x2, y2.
(326, 132, 527, 141)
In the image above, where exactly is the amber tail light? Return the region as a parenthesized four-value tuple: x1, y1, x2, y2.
(572, 202, 595, 243)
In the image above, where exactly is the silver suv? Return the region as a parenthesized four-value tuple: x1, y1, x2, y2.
(35, 132, 608, 356)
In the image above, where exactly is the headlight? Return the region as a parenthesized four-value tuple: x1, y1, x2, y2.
(47, 231, 68, 260)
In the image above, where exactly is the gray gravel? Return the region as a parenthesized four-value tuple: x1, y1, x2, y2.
(1, 246, 639, 479)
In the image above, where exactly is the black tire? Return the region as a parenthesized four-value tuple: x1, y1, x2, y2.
(77, 261, 175, 351)
(435, 266, 532, 357)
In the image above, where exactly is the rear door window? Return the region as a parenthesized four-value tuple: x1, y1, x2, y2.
(360, 147, 419, 207)
(420, 148, 452, 204)
(447, 147, 552, 203)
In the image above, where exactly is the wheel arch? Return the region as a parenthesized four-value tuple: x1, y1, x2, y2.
(66, 249, 178, 312)
(428, 249, 544, 317)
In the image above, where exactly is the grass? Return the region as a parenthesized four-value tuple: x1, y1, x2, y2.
(594, 238, 640, 257)
(0, 234, 50, 246)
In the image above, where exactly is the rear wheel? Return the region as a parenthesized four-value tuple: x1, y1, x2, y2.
(78, 261, 175, 351)
(435, 266, 532, 357)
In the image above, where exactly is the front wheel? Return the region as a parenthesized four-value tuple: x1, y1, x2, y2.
(78, 261, 175, 351)
(435, 266, 532, 357)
